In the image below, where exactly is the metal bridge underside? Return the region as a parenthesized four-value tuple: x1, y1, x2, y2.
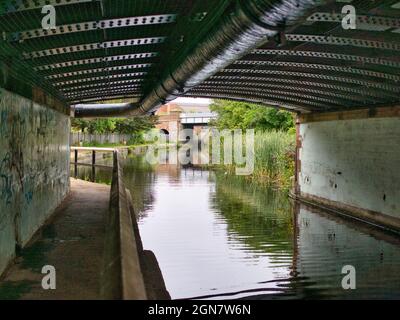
(1, 0, 400, 115)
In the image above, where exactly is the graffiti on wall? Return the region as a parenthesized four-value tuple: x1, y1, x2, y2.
(0, 88, 70, 245)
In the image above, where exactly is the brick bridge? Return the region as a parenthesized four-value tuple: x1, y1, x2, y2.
(155, 103, 217, 139)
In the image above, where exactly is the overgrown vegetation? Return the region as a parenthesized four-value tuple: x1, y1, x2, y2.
(78, 134, 146, 148)
(210, 100, 296, 189)
(253, 131, 295, 189)
(71, 116, 158, 147)
(71, 116, 158, 134)
(210, 99, 295, 132)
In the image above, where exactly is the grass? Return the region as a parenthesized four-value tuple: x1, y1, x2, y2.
(253, 130, 296, 189)
(211, 130, 296, 190)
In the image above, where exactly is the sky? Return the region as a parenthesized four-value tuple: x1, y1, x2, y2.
(173, 97, 212, 105)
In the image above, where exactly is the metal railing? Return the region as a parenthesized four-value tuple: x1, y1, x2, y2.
(70, 146, 114, 181)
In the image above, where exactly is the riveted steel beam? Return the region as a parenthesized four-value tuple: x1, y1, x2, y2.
(250, 49, 400, 69)
(306, 12, 400, 31)
(38, 58, 155, 78)
(12, 14, 176, 41)
(64, 83, 143, 94)
(53, 72, 147, 87)
(22, 37, 166, 59)
(191, 87, 343, 109)
(34, 52, 158, 71)
(220, 68, 400, 93)
(64, 84, 143, 99)
(190, 87, 337, 109)
(28, 43, 164, 66)
(60, 79, 144, 92)
(1, 0, 97, 13)
(74, 0, 331, 117)
(3, 0, 400, 114)
(188, 89, 329, 111)
(186, 92, 312, 113)
(206, 76, 394, 102)
(198, 81, 377, 104)
(287, 34, 400, 51)
(234, 60, 400, 82)
(68, 92, 142, 103)
(196, 84, 362, 106)
(60, 79, 143, 93)
(45, 63, 152, 80)
(69, 92, 142, 103)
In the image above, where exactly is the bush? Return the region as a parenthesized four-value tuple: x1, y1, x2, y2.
(127, 133, 145, 146)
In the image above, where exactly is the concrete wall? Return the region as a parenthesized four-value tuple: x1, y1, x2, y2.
(101, 152, 147, 300)
(0, 88, 70, 276)
(298, 110, 400, 230)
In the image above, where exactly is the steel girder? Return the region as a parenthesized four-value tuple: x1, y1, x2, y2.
(1, 0, 400, 115)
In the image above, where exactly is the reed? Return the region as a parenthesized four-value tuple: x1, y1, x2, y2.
(252, 131, 296, 189)
(214, 130, 296, 189)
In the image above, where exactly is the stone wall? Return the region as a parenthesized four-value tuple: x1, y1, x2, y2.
(0, 88, 70, 276)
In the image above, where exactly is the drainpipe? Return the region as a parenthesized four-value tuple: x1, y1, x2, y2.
(73, 0, 329, 118)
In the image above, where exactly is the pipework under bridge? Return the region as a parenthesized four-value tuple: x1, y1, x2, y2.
(0, 0, 400, 281)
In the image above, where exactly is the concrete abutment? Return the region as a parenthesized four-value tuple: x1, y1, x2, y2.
(294, 107, 400, 233)
(0, 88, 70, 276)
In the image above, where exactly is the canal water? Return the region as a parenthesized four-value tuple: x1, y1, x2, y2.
(72, 153, 400, 300)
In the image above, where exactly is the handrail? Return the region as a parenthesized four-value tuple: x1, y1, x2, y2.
(100, 150, 147, 300)
(70, 147, 114, 180)
(70, 146, 116, 152)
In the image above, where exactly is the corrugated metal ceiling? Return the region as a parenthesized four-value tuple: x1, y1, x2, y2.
(1, 0, 400, 113)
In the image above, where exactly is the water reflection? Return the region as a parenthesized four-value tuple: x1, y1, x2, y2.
(70, 164, 112, 185)
(71, 153, 400, 300)
(295, 204, 400, 299)
(70, 151, 114, 183)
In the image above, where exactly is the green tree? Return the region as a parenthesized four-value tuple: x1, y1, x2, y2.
(71, 116, 158, 134)
(115, 116, 158, 134)
(86, 118, 116, 134)
(71, 118, 89, 132)
(210, 100, 294, 131)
